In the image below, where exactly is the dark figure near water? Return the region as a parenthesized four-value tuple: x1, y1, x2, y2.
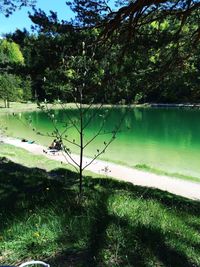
(49, 139, 57, 149)
(49, 139, 62, 150)
(55, 139, 62, 150)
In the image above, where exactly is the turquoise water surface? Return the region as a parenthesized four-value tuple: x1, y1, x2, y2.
(1, 107, 200, 178)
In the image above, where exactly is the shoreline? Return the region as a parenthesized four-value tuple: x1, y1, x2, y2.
(1, 101, 200, 115)
(1, 136, 200, 200)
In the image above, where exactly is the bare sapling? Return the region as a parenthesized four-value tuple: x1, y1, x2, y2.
(16, 42, 130, 195)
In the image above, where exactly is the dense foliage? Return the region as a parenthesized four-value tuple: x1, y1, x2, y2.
(0, 39, 31, 107)
(1, 0, 200, 104)
(0, 0, 36, 16)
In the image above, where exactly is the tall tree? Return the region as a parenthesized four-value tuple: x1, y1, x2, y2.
(0, 39, 24, 68)
(0, 73, 21, 107)
(0, 39, 26, 107)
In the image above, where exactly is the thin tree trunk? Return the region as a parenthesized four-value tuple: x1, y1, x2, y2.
(79, 156, 83, 195)
(79, 92, 83, 195)
(79, 132, 83, 194)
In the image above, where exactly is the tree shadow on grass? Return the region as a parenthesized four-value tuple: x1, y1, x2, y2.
(92, 178, 200, 217)
(0, 157, 80, 232)
(0, 158, 200, 266)
(48, 179, 200, 267)
(85, 182, 199, 267)
(46, 187, 111, 267)
(134, 225, 196, 267)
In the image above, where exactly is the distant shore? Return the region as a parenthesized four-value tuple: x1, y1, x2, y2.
(150, 103, 200, 108)
(1, 101, 200, 115)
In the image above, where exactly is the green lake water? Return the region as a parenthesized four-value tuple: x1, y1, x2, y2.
(1, 107, 200, 179)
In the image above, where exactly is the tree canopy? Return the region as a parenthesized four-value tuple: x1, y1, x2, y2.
(1, 0, 200, 104)
(0, 39, 24, 66)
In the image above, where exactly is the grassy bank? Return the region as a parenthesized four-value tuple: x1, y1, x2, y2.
(101, 156, 200, 183)
(0, 151, 200, 266)
(0, 143, 65, 171)
(0, 101, 38, 114)
(0, 143, 106, 179)
(134, 164, 200, 183)
(0, 101, 147, 115)
(0, 101, 78, 115)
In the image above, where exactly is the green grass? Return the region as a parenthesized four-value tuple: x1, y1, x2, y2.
(0, 101, 123, 115)
(135, 164, 200, 183)
(0, 101, 78, 115)
(0, 143, 80, 174)
(0, 155, 199, 266)
(0, 143, 107, 180)
(0, 101, 39, 114)
(0, 143, 68, 171)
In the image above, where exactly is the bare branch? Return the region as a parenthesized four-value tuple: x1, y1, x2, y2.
(83, 117, 106, 149)
(61, 148, 79, 172)
(83, 106, 130, 171)
(60, 102, 81, 134)
(62, 146, 80, 169)
(82, 135, 115, 171)
(62, 137, 81, 148)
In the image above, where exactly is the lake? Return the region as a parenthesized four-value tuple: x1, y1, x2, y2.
(1, 107, 200, 179)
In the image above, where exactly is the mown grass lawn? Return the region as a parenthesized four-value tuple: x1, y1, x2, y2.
(0, 151, 199, 267)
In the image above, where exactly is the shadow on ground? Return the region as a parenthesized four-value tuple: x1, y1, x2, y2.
(0, 157, 199, 267)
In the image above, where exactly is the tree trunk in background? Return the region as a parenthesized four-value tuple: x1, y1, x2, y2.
(4, 99, 10, 108)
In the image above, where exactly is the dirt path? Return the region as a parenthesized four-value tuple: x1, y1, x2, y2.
(1, 136, 200, 200)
